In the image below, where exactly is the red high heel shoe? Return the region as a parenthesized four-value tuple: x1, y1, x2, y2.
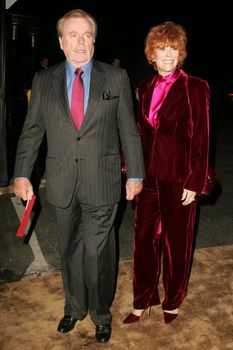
(163, 309, 178, 324)
(123, 307, 151, 324)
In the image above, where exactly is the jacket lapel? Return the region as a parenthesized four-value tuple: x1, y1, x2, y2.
(142, 70, 187, 120)
(80, 60, 105, 131)
(51, 60, 106, 132)
(158, 73, 187, 116)
(142, 75, 157, 119)
(52, 62, 72, 121)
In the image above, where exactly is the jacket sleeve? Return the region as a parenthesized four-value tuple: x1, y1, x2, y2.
(14, 73, 45, 179)
(117, 70, 145, 179)
(184, 78, 210, 193)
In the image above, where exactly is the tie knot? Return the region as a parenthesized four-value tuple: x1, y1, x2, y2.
(75, 68, 83, 77)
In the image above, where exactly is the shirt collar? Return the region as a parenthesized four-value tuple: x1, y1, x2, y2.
(157, 68, 180, 84)
(66, 59, 93, 77)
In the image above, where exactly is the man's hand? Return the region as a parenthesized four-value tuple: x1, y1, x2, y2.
(125, 179, 143, 200)
(181, 188, 197, 206)
(14, 178, 34, 201)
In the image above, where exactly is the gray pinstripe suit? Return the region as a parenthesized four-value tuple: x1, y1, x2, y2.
(14, 59, 145, 325)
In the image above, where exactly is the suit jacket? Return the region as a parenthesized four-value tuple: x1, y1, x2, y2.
(14, 59, 145, 207)
(137, 70, 210, 194)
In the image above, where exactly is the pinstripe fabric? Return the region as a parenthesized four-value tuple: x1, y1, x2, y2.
(14, 58, 145, 326)
(55, 198, 118, 324)
(14, 59, 144, 208)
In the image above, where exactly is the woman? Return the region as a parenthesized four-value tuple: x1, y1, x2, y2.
(123, 21, 210, 324)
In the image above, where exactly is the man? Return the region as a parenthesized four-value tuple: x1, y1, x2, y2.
(39, 56, 49, 70)
(14, 9, 144, 343)
(111, 57, 121, 68)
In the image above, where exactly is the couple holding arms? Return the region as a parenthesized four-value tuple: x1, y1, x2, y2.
(14, 9, 210, 343)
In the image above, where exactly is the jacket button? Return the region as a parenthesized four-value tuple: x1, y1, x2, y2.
(77, 136, 81, 141)
(75, 158, 78, 163)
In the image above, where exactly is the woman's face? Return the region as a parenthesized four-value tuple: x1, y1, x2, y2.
(154, 46, 179, 76)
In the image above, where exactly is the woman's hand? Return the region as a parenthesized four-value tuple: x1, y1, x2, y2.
(181, 188, 196, 206)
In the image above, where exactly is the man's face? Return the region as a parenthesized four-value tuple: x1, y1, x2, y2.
(59, 16, 95, 67)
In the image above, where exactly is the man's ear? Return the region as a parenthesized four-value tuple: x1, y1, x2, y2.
(58, 37, 63, 50)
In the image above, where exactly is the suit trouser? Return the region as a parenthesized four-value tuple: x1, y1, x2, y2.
(133, 177, 196, 310)
(54, 191, 118, 326)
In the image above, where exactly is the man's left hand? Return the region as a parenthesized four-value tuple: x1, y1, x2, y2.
(125, 180, 143, 200)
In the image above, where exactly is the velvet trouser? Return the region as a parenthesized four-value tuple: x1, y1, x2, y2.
(133, 177, 196, 310)
(54, 188, 118, 326)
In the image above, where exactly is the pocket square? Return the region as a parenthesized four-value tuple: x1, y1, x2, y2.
(102, 91, 119, 100)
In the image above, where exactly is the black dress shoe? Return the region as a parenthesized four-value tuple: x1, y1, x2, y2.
(57, 315, 78, 333)
(95, 324, 112, 343)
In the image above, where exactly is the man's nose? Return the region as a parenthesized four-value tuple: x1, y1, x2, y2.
(77, 35, 84, 44)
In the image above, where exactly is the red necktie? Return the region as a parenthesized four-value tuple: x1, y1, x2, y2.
(71, 68, 84, 130)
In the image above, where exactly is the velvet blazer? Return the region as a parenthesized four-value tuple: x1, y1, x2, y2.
(137, 70, 210, 194)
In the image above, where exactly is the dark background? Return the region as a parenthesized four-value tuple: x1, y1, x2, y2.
(4, 0, 232, 181)
(8, 0, 233, 94)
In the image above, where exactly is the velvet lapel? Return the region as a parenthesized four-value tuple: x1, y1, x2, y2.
(141, 71, 187, 121)
(142, 75, 157, 119)
(157, 72, 187, 117)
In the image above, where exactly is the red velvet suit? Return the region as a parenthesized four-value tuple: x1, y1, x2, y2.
(133, 70, 210, 311)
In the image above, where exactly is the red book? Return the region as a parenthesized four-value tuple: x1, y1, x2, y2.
(16, 195, 36, 237)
